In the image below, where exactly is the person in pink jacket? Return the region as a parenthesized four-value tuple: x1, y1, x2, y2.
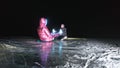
(37, 17, 60, 41)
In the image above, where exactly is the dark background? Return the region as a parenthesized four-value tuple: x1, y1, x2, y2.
(0, 1, 120, 38)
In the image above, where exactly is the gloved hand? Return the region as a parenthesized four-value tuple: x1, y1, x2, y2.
(58, 29, 63, 35)
(51, 29, 56, 35)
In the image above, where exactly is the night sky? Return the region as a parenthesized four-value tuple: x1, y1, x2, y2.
(0, 1, 120, 38)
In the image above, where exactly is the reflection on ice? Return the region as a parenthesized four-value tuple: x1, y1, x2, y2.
(35, 41, 64, 68)
(37, 42, 53, 68)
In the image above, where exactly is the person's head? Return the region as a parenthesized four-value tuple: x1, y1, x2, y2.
(39, 17, 47, 28)
(61, 24, 65, 28)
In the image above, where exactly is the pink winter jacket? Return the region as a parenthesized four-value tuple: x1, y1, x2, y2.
(37, 18, 59, 41)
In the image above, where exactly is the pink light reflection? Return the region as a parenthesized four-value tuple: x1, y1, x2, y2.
(37, 41, 53, 67)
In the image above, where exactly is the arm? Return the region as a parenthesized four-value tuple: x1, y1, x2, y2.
(44, 27, 54, 40)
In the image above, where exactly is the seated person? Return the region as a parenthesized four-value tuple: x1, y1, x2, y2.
(37, 17, 60, 42)
(58, 24, 67, 40)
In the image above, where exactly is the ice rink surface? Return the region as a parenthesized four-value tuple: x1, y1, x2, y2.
(0, 37, 120, 68)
